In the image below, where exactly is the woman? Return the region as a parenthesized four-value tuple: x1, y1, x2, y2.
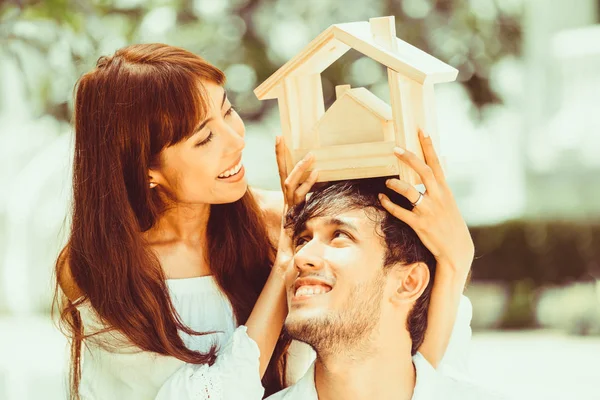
(55, 43, 474, 399)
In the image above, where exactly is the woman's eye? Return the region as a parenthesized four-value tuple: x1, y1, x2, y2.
(224, 106, 236, 117)
(195, 132, 213, 147)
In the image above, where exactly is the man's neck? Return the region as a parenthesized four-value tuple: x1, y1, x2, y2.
(314, 339, 415, 400)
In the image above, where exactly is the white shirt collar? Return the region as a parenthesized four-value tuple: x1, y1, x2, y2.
(275, 352, 439, 400)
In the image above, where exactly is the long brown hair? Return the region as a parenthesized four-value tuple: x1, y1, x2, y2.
(53, 44, 289, 399)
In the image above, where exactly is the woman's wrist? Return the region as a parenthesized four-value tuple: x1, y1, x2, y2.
(271, 258, 290, 281)
(435, 259, 471, 289)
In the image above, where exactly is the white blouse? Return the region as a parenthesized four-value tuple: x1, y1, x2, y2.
(75, 276, 473, 400)
(76, 276, 264, 400)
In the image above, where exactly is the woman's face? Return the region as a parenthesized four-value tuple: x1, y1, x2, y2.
(150, 80, 248, 205)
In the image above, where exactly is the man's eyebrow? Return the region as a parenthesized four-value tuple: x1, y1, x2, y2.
(325, 217, 359, 232)
(194, 89, 228, 132)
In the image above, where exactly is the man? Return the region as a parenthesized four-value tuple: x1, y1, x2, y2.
(268, 178, 503, 400)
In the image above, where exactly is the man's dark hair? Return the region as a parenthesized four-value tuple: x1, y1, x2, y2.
(285, 177, 436, 355)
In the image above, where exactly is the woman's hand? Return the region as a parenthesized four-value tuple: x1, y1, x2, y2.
(379, 129, 474, 368)
(275, 136, 319, 208)
(379, 130, 474, 279)
(273, 136, 319, 271)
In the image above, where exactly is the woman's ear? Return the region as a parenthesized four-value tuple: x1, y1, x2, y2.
(148, 168, 164, 189)
(389, 262, 430, 305)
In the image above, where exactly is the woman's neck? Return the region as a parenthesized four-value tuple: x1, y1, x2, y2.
(148, 201, 211, 245)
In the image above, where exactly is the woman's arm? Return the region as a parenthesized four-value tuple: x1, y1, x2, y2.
(420, 266, 471, 369)
(245, 246, 288, 377)
(379, 129, 474, 369)
(251, 188, 284, 245)
(246, 136, 318, 376)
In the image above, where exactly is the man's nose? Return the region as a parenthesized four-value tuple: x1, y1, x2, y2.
(293, 239, 324, 272)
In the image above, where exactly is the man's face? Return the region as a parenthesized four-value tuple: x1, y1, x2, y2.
(284, 208, 391, 352)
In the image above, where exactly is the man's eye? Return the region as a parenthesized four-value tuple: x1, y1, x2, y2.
(333, 230, 352, 240)
(294, 236, 309, 248)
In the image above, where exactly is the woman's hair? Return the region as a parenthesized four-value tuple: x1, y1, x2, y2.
(53, 44, 289, 398)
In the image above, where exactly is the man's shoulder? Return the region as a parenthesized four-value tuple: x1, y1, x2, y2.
(436, 374, 508, 400)
(266, 360, 316, 400)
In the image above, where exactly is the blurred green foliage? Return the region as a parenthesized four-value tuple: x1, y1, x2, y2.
(471, 220, 599, 283)
(0, 0, 522, 123)
(469, 220, 599, 331)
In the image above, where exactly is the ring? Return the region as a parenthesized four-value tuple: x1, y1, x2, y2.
(411, 192, 424, 207)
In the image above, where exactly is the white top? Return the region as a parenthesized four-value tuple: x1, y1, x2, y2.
(77, 276, 264, 400)
(75, 278, 474, 400)
(266, 352, 505, 400)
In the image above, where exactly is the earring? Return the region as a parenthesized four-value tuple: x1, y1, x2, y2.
(149, 182, 157, 189)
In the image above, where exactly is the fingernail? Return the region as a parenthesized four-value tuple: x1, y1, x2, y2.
(305, 152, 314, 160)
(394, 147, 405, 155)
(419, 129, 430, 138)
(276, 136, 281, 145)
(378, 193, 384, 201)
(385, 179, 391, 186)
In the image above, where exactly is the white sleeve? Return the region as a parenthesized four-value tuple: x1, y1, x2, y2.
(155, 326, 265, 400)
(437, 294, 473, 377)
(285, 340, 316, 385)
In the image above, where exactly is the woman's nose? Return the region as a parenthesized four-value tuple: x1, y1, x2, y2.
(220, 123, 245, 154)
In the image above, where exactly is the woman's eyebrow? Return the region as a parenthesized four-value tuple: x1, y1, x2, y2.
(195, 89, 229, 132)
(221, 89, 227, 108)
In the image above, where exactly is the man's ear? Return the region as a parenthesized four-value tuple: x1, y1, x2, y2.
(389, 262, 430, 305)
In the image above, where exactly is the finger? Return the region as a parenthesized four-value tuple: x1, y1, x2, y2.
(293, 169, 319, 205)
(379, 193, 417, 227)
(275, 136, 288, 191)
(393, 146, 437, 193)
(419, 129, 446, 184)
(385, 178, 424, 206)
(284, 153, 314, 204)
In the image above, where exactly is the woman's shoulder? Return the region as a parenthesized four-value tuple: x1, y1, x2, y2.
(251, 187, 284, 214)
(56, 247, 84, 302)
(250, 188, 284, 242)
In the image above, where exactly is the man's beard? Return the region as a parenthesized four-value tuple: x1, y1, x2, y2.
(284, 272, 386, 357)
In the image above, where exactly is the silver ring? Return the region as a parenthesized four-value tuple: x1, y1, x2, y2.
(411, 192, 424, 207)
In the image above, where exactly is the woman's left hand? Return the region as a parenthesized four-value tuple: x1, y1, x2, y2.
(379, 130, 474, 278)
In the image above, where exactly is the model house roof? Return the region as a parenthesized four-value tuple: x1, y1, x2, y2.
(255, 18, 458, 100)
(330, 86, 392, 121)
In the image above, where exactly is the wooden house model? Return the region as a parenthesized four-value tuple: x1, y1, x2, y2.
(254, 16, 458, 184)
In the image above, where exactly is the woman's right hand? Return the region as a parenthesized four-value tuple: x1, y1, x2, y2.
(275, 136, 319, 208)
(273, 136, 319, 270)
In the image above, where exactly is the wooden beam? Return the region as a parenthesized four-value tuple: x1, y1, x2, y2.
(254, 29, 350, 100)
(388, 69, 419, 185)
(276, 89, 295, 174)
(333, 22, 458, 84)
(293, 141, 399, 182)
(369, 16, 398, 53)
(282, 74, 324, 151)
(335, 84, 351, 99)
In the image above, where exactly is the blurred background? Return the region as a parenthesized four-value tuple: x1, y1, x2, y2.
(1, 0, 599, 399)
